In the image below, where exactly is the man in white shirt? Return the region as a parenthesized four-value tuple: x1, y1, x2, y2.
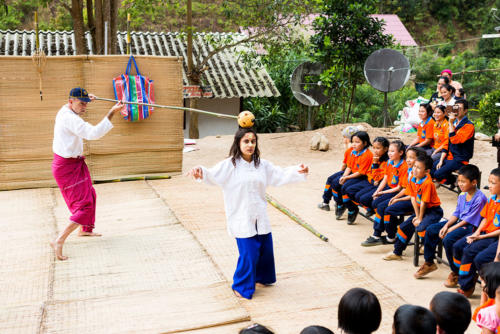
(51, 87, 123, 260)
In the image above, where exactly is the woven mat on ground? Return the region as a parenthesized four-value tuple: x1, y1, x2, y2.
(150, 177, 406, 333)
(1, 182, 249, 333)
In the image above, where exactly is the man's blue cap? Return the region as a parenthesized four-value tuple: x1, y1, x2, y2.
(69, 87, 91, 102)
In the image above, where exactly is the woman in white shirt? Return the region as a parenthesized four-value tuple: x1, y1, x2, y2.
(188, 127, 308, 299)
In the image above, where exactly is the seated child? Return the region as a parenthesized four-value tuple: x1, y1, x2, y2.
(452, 168, 500, 297)
(473, 262, 500, 323)
(343, 137, 389, 224)
(409, 103, 435, 156)
(430, 291, 471, 334)
(318, 131, 353, 211)
(415, 165, 487, 280)
(361, 146, 424, 246)
(432, 99, 474, 187)
(393, 304, 436, 334)
(477, 284, 500, 334)
(384, 154, 443, 261)
(326, 131, 373, 220)
(338, 288, 381, 334)
(362, 141, 407, 243)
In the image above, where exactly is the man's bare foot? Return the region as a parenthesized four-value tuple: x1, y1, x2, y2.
(50, 240, 68, 261)
(232, 289, 243, 298)
(78, 231, 102, 237)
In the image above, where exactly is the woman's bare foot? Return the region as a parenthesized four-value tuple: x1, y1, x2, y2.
(77, 231, 102, 237)
(232, 289, 243, 298)
(50, 240, 68, 261)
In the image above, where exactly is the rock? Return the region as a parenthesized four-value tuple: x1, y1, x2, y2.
(319, 134, 329, 151)
(475, 132, 492, 141)
(310, 132, 321, 151)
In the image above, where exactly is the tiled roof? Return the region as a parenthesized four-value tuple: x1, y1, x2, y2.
(0, 30, 280, 98)
(370, 15, 418, 47)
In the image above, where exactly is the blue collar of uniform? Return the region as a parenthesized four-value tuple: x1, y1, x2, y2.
(389, 159, 404, 168)
(454, 116, 468, 127)
(351, 147, 367, 157)
(411, 174, 427, 185)
(492, 194, 500, 203)
(420, 116, 432, 127)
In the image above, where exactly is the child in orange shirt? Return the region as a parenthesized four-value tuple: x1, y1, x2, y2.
(452, 168, 500, 297)
(409, 103, 435, 156)
(431, 105, 449, 164)
(344, 137, 390, 224)
(384, 154, 443, 261)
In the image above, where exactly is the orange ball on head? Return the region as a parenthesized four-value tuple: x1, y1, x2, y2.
(238, 111, 255, 128)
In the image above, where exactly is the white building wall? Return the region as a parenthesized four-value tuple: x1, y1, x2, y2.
(183, 98, 240, 138)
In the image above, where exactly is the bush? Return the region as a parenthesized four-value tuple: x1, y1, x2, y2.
(243, 98, 288, 133)
(477, 89, 500, 135)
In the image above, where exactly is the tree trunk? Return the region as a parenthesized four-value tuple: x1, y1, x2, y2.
(72, 0, 85, 55)
(95, 0, 104, 54)
(186, 0, 200, 138)
(109, 0, 118, 54)
(86, 0, 95, 52)
(103, 0, 111, 54)
(346, 71, 357, 122)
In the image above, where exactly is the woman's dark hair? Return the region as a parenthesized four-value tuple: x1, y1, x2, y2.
(300, 325, 334, 334)
(457, 164, 481, 183)
(434, 104, 446, 115)
(229, 127, 260, 167)
(406, 146, 427, 160)
(440, 84, 454, 94)
(455, 98, 469, 110)
(393, 304, 436, 334)
(390, 140, 406, 160)
(457, 88, 465, 97)
(338, 288, 381, 334)
(479, 262, 500, 299)
(351, 131, 371, 148)
(419, 103, 433, 118)
(430, 291, 471, 334)
(373, 137, 390, 162)
(239, 324, 274, 334)
(438, 75, 450, 85)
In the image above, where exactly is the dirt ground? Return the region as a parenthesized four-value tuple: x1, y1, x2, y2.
(180, 123, 497, 333)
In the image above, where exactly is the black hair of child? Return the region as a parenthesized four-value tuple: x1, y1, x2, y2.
(440, 84, 454, 94)
(393, 304, 436, 334)
(338, 288, 381, 334)
(439, 76, 450, 85)
(239, 324, 274, 334)
(373, 137, 390, 163)
(420, 103, 434, 119)
(430, 291, 471, 334)
(407, 146, 427, 160)
(351, 131, 371, 148)
(479, 262, 500, 299)
(458, 88, 465, 97)
(491, 167, 500, 179)
(416, 154, 433, 171)
(454, 98, 469, 110)
(300, 325, 334, 334)
(390, 140, 407, 160)
(434, 104, 447, 114)
(229, 127, 260, 167)
(457, 164, 481, 183)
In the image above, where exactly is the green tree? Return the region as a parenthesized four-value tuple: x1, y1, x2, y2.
(310, 0, 393, 123)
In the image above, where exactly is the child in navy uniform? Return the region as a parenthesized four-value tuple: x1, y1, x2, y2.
(384, 154, 443, 261)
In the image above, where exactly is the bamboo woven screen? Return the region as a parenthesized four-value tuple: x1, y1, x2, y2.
(0, 56, 183, 190)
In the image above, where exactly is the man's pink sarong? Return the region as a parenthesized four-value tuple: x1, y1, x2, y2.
(52, 154, 96, 232)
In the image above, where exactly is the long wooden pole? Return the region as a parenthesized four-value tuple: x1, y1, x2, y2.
(94, 96, 237, 119)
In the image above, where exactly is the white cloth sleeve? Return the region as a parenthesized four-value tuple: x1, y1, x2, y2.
(265, 160, 306, 187)
(65, 113, 113, 140)
(200, 158, 232, 187)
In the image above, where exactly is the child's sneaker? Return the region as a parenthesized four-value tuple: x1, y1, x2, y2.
(361, 236, 383, 247)
(414, 262, 438, 279)
(347, 207, 359, 225)
(382, 236, 396, 244)
(335, 206, 346, 219)
(365, 208, 375, 217)
(383, 252, 403, 261)
(317, 202, 330, 211)
(444, 272, 459, 288)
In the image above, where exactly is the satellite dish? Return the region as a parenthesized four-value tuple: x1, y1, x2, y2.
(364, 49, 411, 126)
(290, 62, 329, 129)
